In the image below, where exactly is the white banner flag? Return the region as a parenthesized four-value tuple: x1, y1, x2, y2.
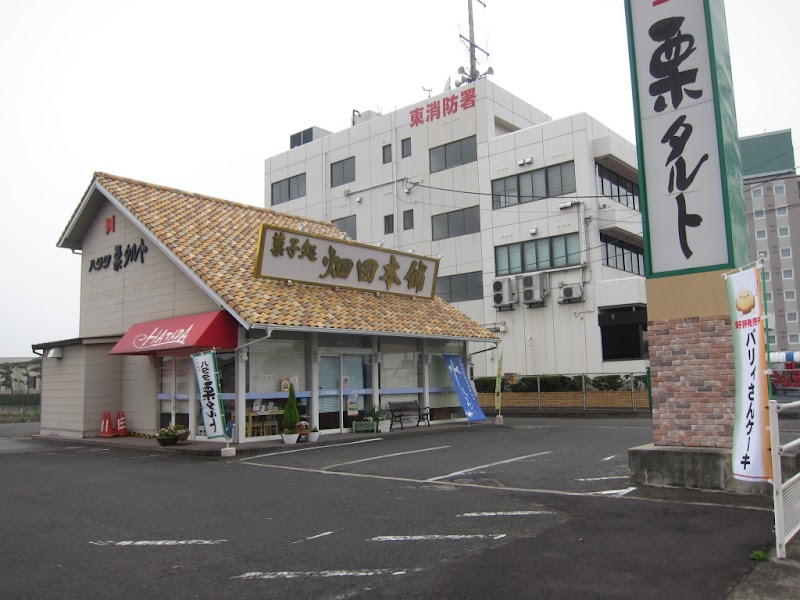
(726, 266, 771, 481)
(192, 350, 227, 439)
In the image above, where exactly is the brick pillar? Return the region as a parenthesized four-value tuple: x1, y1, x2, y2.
(646, 272, 735, 449)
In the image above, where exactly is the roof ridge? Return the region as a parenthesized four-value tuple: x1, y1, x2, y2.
(94, 172, 334, 229)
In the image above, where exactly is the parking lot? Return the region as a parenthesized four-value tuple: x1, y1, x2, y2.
(0, 417, 787, 599)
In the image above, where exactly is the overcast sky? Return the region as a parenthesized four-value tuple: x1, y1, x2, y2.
(1, 0, 798, 357)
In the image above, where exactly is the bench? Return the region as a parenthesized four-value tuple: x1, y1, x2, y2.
(388, 400, 430, 430)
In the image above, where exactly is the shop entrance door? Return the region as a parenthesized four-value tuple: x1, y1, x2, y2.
(318, 353, 372, 432)
(158, 356, 192, 430)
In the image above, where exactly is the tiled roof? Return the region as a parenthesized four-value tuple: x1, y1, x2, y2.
(94, 173, 497, 341)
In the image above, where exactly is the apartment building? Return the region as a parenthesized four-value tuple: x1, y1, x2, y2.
(264, 80, 647, 378)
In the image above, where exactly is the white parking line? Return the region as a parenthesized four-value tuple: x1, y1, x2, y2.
(370, 534, 506, 541)
(89, 539, 227, 546)
(457, 511, 555, 517)
(235, 569, 410, 579)
(575, 476, 629, 482)
(587, 487, 637, 497)
(602, 455, 616, 461)
(292, 531, 334, 544)
(322, 446, 450, 470)
(425, 451, 553, 482)
(242, 438, 382, 460)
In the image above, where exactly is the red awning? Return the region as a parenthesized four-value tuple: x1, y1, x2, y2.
(109, 311, 239, 355)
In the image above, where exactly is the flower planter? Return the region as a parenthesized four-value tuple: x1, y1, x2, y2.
(378, 420, 391, 433)
(156, 437, 179, 446)
(176, 432, 189, 442)
(352, 421, 378, 433)
(306, 431, 320, 442)
(282, 433, 300, 445)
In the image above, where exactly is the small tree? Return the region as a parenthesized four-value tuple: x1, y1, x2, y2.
(283, 382, 300, 433)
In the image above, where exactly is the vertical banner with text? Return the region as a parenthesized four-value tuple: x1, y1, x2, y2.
(494, 353, 503, 413)
(726, 266, 771, 481)
(444, 354, 487, 423)
(191, 350, 227, 440)
(625, 0, 747, 278)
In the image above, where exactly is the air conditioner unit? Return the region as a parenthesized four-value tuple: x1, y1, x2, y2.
(492, 278, 517, 310)
(559, 283, 584, 304)
(518, 273, 545, 307)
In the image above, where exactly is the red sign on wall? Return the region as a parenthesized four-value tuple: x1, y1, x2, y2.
(410, 87, 476, 128)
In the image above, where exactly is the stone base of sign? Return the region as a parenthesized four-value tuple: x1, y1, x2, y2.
(628, 443, 800, 496)
(494, 415, 504, 425)
(220, 447, 236, 458)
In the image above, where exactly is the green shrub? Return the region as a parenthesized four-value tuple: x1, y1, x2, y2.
(473, 377, 496, 393)
(282, 383, 299, 433)
(0, 394, 40, 407)
(590, 375, 626, 391)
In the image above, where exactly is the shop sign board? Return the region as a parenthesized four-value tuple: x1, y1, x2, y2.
(625, 0, 747, 277)
(255, 225, 439, 298)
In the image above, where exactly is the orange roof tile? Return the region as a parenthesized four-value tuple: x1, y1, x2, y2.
(92, 173, 497, 342)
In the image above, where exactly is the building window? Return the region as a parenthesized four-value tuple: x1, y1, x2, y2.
(492, 162, 577, 209)
(779, 226, 790, 237)
(765, 271, 771, 281)
(775, 184, 786, 195)
(384, 214, 394, 235)
(598, 306, 648, 361)
(754, 208, 765, 219)
(331, 157, 356, 188)
(768, 334, 777, 346)
(756, 229, 767, 240)
(791, 333, 800, 345)
(430, 135, 477, 173)
(776, 206, 788, 217)
(765, 291, 773, 304)
(786, 290, 796, 301)
(401, 138, 412, 158)
(596, 164, 640, 211)
(437, 271, 483, 302)
(495, 232, 581, 276)
(271, 173, 306, 206)
(403, 209, 414, 230)
(788, 312, 798, 322)
(752, 187, 763, 199)
(783, 268, 794, 280)
(781, 247, 792, 258)
(600, 233, 645, 275)
(432, 206, 480, 241)
(382, 144, 392, 164)
(332, 215, 357, 240)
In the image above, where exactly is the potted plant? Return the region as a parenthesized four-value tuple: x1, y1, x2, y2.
(306, 426, 320, 443)
(173, 424, 190, 442)
(156, 426, 179, 446)
(282, 382, 300, 444)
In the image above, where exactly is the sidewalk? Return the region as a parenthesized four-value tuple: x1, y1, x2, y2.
(725, 540, 800, 599)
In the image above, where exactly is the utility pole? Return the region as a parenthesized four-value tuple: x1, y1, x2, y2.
(457, 0, 490, 85)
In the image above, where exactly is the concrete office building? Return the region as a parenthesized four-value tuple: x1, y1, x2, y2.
(265, 80, 647, 378)
(740, 129, 799, 352)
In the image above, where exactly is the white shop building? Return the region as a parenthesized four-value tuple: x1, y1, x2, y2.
(33, 173, 496, 443)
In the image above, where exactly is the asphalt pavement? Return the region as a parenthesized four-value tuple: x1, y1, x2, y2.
(1, 417, 799, 599)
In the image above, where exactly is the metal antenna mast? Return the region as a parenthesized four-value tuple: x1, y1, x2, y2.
(457, 0, 492, 86)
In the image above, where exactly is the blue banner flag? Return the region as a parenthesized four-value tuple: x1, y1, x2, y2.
(443, 354, 487, 423)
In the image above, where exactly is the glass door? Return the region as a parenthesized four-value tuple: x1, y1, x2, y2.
(319, 355, 341, 431)
(318, 353, 372, 432)
(158, 357, 192, 430)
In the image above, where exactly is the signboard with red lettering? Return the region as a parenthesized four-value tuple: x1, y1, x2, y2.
(625, 0, 748, 277)
(254, 225, 439, 299)
(410, 86, 476, 127)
